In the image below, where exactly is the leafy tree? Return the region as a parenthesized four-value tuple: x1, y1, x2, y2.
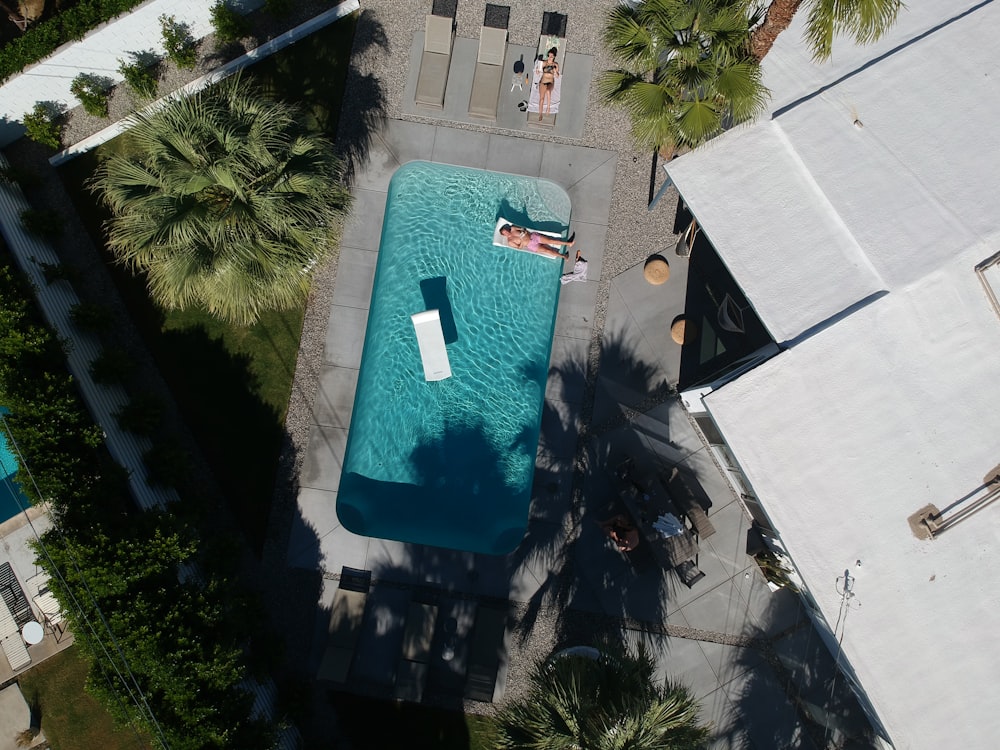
(750, 0, 904, 61)
(159, 14, 197, 70)
(600, 0, 769, 157)
(90, 74, 351, 326)
(210, 0, 250, 44)
(70, 73, 113, 118)
(22, 102, 63, 149)
(496, 641, 711, 749)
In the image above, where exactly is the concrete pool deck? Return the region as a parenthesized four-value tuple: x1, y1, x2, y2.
(280, 119, 874, 748)
(268, 2, 878, 747)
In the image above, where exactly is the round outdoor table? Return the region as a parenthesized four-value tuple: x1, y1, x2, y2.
(644, 255, 670, 285)
(22, 620, 43, 645)
(671, 316, 698, 345)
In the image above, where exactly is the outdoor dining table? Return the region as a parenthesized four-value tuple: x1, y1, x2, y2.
(616, 463, 698, 569)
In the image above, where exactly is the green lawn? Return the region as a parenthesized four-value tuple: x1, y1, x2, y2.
(18, 647, 153, 750)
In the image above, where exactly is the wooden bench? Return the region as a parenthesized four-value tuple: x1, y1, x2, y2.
(665, 468, 717, 539)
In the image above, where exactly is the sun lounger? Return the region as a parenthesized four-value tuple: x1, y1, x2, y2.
(464, 605, 508, 701)
(468, 25, 508, 120)
(411, 310, 452, 382)
(1, 634, 30, 671)
(415, 14, 455, 109)
(393, 601, 438, 702)
(528, 21, 567, 128)
(491, 217, 566, 257)
(316, 568, 371, 684)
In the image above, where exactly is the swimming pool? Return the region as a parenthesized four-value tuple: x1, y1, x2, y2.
(337, 161, 571, 554)
(0, 423, 29, 523)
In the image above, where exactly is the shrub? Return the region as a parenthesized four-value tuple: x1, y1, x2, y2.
(159, 14, 197, 70)
(210, 1, 250, 44)
(21, 102, 62, 150)
(36, 260, 79, 286)
(114, 393, 164, 436)
(143, 440, 191, 488)
(69, 302, 115, 333)
(118, 53, 159, 100)
(89, 346, 136, 384)
(0, 164, 38, 188)
(70, 73, 113, 118)
(265, 0, 294, 19)
(20, 209, 63, 241)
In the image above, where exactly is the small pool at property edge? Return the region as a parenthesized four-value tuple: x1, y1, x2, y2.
(0, 416, 30, 523)
(336, 161, 571, 554)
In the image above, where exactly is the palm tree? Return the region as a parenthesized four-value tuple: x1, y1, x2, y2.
(496, 641, 711, 749)
(599, 0, 769, 158)
(90, 74, 350, 327)
(750, 0, 904, 62)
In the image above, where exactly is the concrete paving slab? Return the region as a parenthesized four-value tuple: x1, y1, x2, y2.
(331, 247, 377, 311)
(662, 635, 723, 701)
(0, 684, 42, 750)
(538, 145, 618, 218)
(697, 639, 767, 693)
(679, 580, 756, 636)
(430, 123, 492, 169)
(312, 365, 359, 430)
(366, 538, 426, 585)
(322, 304, 369, 367)
(355, 121, 438, 193)
(288, 487, 341, 569)
(299, 424, 347, 491)
(538, 398, 581, 459)
(545, 334, 588, 404)
(737, 574, 807, 639)
(340, 189, 387, 253)
(352, 585, 410, 687)
(529, 451, 575, 522)
(485, 133, 544, 176)
(571, 219, 607, 282)
(722, 667, 820, 750)
(700, 685, 747, 749)
(553, 279, 599, 340)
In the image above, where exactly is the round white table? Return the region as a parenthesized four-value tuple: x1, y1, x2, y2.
(21, 620, 43, 645)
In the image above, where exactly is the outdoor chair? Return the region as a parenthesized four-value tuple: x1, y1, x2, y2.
(415, 14, 455, 109)
(463, 605, 508, 702)
(393, 601, 438, 702)
(316, 568, 371, 684)
(468, 9, 509, 120)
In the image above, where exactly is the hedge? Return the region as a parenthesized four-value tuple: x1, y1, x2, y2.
(0, 0, 148, 85)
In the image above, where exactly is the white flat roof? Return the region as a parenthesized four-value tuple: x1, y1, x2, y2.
(669, 1, 1000, 747)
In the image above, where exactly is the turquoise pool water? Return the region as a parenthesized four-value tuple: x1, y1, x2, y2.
(0, 425, 29, 523)
(337, 161, 571, 554)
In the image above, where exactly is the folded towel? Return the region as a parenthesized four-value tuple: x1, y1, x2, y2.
(560, 257, 588, 285)
(527, 66, 561, 115)
(653, 513, 684, 538)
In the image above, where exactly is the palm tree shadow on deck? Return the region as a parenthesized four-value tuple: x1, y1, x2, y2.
(333, 10, 389, 183)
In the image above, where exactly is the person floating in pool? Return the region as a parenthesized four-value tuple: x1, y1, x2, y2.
(599, 514, 639, 553)
(499, 223, 575, 259)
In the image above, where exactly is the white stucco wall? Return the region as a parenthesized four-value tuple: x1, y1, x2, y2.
(0, 0, 265, 146)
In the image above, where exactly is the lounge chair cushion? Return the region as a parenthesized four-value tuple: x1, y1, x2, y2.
(477, 26, 507, 65)
(424, 14, 453, 55)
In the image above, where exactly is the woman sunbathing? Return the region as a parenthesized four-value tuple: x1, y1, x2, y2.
(499, 224, 575, 259)
(536, 48, 560, 120)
